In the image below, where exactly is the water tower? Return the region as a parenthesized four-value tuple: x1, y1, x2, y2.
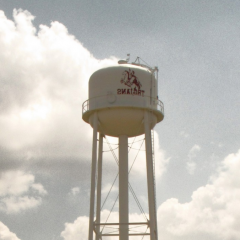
(82, 56, 164, 240)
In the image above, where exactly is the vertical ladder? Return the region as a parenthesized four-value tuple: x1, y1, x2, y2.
(151, 129, 158, 239)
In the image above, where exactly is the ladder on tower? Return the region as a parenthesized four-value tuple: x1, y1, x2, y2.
(151, 129, 158, 239)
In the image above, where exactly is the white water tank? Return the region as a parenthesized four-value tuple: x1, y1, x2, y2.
(82, 63, 164, 137)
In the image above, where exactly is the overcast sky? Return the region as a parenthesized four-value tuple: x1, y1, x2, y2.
(0, 1, 240, 240)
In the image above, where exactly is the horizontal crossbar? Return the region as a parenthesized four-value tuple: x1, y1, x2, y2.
(94, 222, 149, 226)
(101, 233, 150, 236)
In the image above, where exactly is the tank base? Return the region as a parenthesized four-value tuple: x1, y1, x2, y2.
(89, 107, 157, 137)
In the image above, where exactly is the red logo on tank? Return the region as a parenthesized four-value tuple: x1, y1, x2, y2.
(117, 69, 145, 96)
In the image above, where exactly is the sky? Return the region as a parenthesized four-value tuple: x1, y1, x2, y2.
(0, 0, 240, 239)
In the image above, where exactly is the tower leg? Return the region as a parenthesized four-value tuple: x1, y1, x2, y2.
(96, 133, 104, 240)
(88, 112, 98, 240)
(144, 111, 158, 240)
(119, 135, 129, 240)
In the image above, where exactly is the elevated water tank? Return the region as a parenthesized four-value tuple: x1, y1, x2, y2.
(82, 63, 164, 137)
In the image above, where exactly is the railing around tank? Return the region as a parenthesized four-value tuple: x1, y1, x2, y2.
(82, 94, 164, 116)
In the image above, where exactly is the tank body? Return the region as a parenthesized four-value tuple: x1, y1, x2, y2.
(82, 64, 164, 137)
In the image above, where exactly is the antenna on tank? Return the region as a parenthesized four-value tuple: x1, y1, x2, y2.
(118, 53, 130, 64)
(131, 56, 158, 73)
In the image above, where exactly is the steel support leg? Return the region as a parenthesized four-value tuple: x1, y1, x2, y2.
(144, 111, 158, 240)
(96, 133, 103, 240)
(119, 135, 129, 240)
(88, 112, 98, 240)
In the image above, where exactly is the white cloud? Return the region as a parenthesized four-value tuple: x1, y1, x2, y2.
(0, 9, 117, 161)
(61, 216, 89, 240)
(0, 171, 47, 214)
(153, 131, 170, 179)
(0, 9, 167, 187)
(186, 144, 201, 175)
(0, 196, 42, 214)
(68, 187, 80, 196)
(180, 131, 189, 138)
(157, 149, 240, 240)
(188, 145, 201, 158)
(0, 222, 21, 240)
(31, 183, 48, 195)
(186, 160, 196, 175)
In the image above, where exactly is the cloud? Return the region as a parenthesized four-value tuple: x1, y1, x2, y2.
(0, 9, 117, 164)
(157, 149, 240, 240)
(153, 131, 170, 179)
(180, 131, 189, 138)
(0, 9, 168, 185)
(61, 216, 89, 240)
(68, 187, 80, 196)
(0, 171, 47, 214)
(0, 222, 21, 240)
(186, 144, 201, 175)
